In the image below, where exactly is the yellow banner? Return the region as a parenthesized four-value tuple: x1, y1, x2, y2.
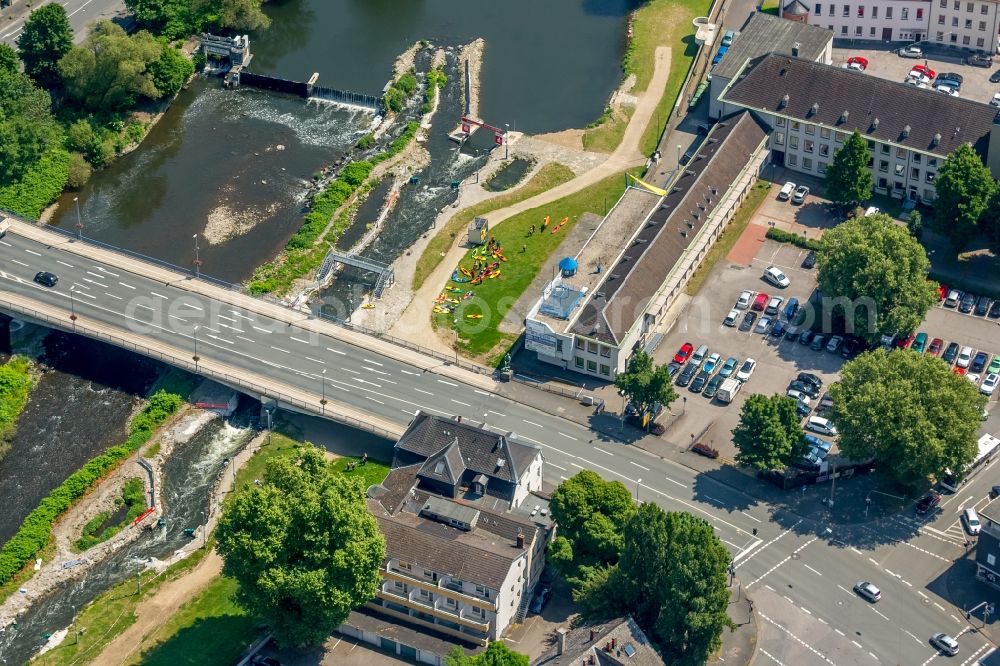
(626, 173, 668, 196)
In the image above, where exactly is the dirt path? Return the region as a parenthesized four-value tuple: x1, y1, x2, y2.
(94, 550, 223, 665)
(389, 46, 671, 345)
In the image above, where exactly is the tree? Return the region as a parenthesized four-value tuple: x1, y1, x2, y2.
(906, 209, 923, 240)
(817, 214, 938, 343)
(0, 68, 63, 184)
(825, 131, 873, 210)
(445, 642, 529, 666)
(16, 4, 73, 89)
(148, 43, 194, 98)
(932, 144, 995, 251)
(732, 394, 806, 471)
(59, 21, 163, 113)
(217, 0, 271, 31)
(830, 350, 985, 490)
(979, 188, 1000, 256)
(66, 152, 92, 188)
(614, 350, 679, 420)
(579, 504, 734, 666)
(0, 44, 18, 74)
(547, 471, 635, 584)
(215, 446, 386, 647)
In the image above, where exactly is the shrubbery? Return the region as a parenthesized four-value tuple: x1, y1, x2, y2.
(74, 477, 147, 551)
(0, 148, 70, 218)
(765, 227, 823, 251)
(0, 356, 34, 461)
(0, 389, 182, 585)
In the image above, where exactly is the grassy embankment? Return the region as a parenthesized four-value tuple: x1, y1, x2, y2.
(73, 477, 148, 552)
(40, 432, 390, 666)
(0, 356, 35, 461)
(582, 0, 712, 155)
(412, 162, 575, 290)
(433, 170, 630, 362)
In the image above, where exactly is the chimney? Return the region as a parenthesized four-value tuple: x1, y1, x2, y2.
(902, 125, 911, 139)
(778, 94, 789, 109)
(516, 532, 525, 548)
(810, 102, 819, 116)
(590, 629, 596, 641)
(932, 132, 941, 146)
(557, 629, 568, 655)
(611, 638, 617, 649)
(839, 110, 849, 124)
(791, 42, 801, 57)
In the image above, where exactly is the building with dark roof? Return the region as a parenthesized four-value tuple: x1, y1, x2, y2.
(534, 616, 664, 666)
(975, 497, 1000, 590)
(709, 13, 833, 120)
(524, 111, 770, 378)
(719, 52, 1000, 202)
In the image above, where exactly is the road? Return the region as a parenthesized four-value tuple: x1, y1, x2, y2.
(0, 229, 997, 665)
(0, 0, 127, 46)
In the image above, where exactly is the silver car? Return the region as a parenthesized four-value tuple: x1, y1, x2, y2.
(853, 581, 881, 602)
(898, 45, 923, 58)
(930, 633, 959, 656)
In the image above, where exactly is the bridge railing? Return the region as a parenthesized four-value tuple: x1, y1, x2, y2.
(0, 296, 398, 441)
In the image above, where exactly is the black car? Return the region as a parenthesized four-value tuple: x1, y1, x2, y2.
(990, 300, 1000, 319)
(992, 70, 1000, 83)
(802, 250, 817, 269)
(798, 329, 815, 345)
(916, 491, 941, 515)
(771, 320, 787, 337)
(938, 72, 964, 86)
(784, 325, 800, 340)
(677, 364, 697, 387)
(789, 379, 820, 399)
(975, 295, 992, 316)
(703, 374, 724, 399)
(810, 333, 827, 351)
(666, 361, 682, 377)
(33, 271, 58, 287)
(959, 292, 977, 313)
(794, 400, 812, 417)
(841, 336, 863, 358)
(529, 586, 551, 614)
(739, 311, 757, 332)
(966, 53, 992, 67)
(942, 342, 960, 364)
(797, 372, 823, 391)
(972, 351, 988, 373)
(689, 371, 711, 393)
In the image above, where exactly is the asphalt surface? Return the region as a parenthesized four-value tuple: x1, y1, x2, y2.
(1, 230, 999, 665)
(0, 0, 127, 45)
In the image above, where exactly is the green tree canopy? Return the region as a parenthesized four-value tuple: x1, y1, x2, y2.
(932, 144, 995, 251)
(817, 213, 938, 343)
(59, 21, 163, 113)
(125, 0, 199, 39)
(979, 187, 1000, 256)
(614, 350, 679, 419)
(830, 350, 985, 490)
(0, 44, 18, 74)
(16, 3, 73, 89)
(445, 642, 529, 666)
(216, 0, 271, 31)
(0, 68, 63, 184)
(547, 470, 635, 583)
(579, 503, 734, 666)
(825, 131, 873, 209)
(148, 43, 195, 98)
(216, 446, 386, 647)
(732, 394, 806, 470)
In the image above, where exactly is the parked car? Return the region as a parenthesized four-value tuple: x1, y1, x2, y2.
(736, 290, 754, 309)
(771, 320, 787, 337)
(692, 441, 720, 458)
(907, 69, 932, 84)
(804, 433, 832, 453)
(990, 300, 1000, 318)
(916, 491, 941, 515)
(765, 295, 784, 315)
(677, 364, 697, 387)
(789, 380, 820, 399)
(975, 295, 992, 316)
(720, 356, 739, 378)
(943, 342, 960, 364)
(930, 633, 959, 656)
(783, 298, 799, 319)
(853, 581, 882, 603)
(964, 507, 982, 535)
(893, 333, 915, 349)
(736, 358, 757, 381)
(844, 56, 869, 71)
(666, 361, 682, 377)
(739, 311, 757, 332)
(826, 335, 844, 353)
(703, 374, 725, 399)
(752, 292, 769, 311)
(928, 337, 943, 356)
(935, 84, 959, 97)
(989, 355, 1000, 375)
(793, 448, 823, 470)
(754, 316, 772, 334)
(785, 325, 800, 340)
(898, 45, 923, 58)
(911, 64, 937, 79)
(689, 371, 711, 393)
(673, 342, 694, 363)
(959, 292, 977, 313)
(982, 373, 999, 396)
(937, 72, 964, 86)
(957, 346, 974, 369)
(806, 415, 837, 436)
(810, 334, 827, 351)
(703, 353, 721, 373)
(791, 185, 810, 204)
(944, 289, 962, 307)
(797, 373, 823, 391)
(802, 251, 817, 269)
(787, 389, 812, 404)
(991, 69, 1000, 83)
(724, 309, 740, 327)
(967, 52, 992, 67)
(712, 45, 729, 65)
(529, 586, 551, 614)
(691, 344, 709, 366)
(911, 332, 927, 353)
(763, 266, 790, 288)
(778, 181, 796, 200)
(798, 329, 815, 345)
(972, 351, 989, 373)
(992, 92, 1000, 108)
(841, 336, 863, 358)
(722, 29, 736, 46)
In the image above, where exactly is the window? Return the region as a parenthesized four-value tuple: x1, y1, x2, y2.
(879, 159, 889, 172)
(894, 164, 905, 176)
(877, 177, 888, 189)
(600, 345, 610, 357)
(939, 14, 946, 23)
(902, 7, 908, 19)
(980, 20, 987, 29)
(989, 553, 997, 566)
(445, 596, 457, 607)
(575, 356, 584, 368)
(788, 154, 798, 166)
(928, 158, 938, 168)
(587, 360, 597, 372)
(830, 3, 836, 14)
(968, 1, 974, 10)
(575, 338, 583, 349)
(819, 162, 828, 174)
(855, 25, 863, 35)
(820, 127, 831, 139)
(475, 584, 487, 596)
(804, 139, 814, 153)
(803, 157, 813, 170)
(586, 341, 597, 353)
(789, 136, 799, 149)
(471, 606, 485, 618)
(835, 132, 845, 142)
(937, 30, 945, 40)
(983, 2, 989, 12)
(398, 561, 411, 571)
(978, 37, 985, 47)
(952, 17, 959, 26)
(926, 171, 936, 183)
(867, 156, 874, 168)
(775, 116, 786, 127)
(911, 167, 920, 179)
(419, 588, 432, 599)
(867, 140, 876, 150)
(791, 121, 801, 131)
(940, 0, 946, 7)
(954, 0, 960, 9)
(965, 18, 973, 28)
(963, 34, 971, 44)
(394, 580, 405, 589)
(805, 124, 815, 135)
(857, 5, 864, 16)
(886, 6, 892, 17)
(880, 144, 890, 155)
(841, 25, 849, 34)
(600, 364, 610, 376)
(896, 147, 906, 159)
(916, 8, 923, 19)
(870, 26, 876, 36)
(815, 2, 822, 11)
(872, 5, 878, 17)
(819, 144, 829, 157)
(894, 181, 904, 191)
(555, 340, 563, 353)
(843, 3, 850, 15)
(773, 132, 785, 146)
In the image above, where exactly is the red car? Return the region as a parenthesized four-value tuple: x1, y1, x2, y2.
(938, 284, 948, 301)
(928, 338, 943, 355)
(893, 333, 914, 349)
(752, 293, 769, 311)
(954, 366, 967, 376)
(673, 343, 694, 364)
(845, 56, 869, 71)
(912, 64, 937, 79)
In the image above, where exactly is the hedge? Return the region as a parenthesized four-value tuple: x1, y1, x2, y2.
(765, 227, 823, 251)
(0, 149, 70, 220)
(0, 356, 33, 459)
(0, 390, 182, 585)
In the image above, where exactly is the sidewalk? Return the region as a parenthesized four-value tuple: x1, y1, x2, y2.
(710, 579, 758, 665)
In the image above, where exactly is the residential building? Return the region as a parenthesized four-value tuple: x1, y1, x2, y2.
(362, 413, 552, 645)
(524, 112, 769, 379)
(718, 53, 1000, 202)
(710, 12, 834, 120)
(975, 498, 1000, 590)
(534, 616, 665, 666)
(782, 0, 1000, 53)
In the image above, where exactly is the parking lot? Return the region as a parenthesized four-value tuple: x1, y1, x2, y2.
(650, 185, 1000, 463)
(831, 43, 998, 105)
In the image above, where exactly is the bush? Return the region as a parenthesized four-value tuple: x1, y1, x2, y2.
(765, 227, 823, 251)
(394, 73, 417, 95)
(74, 477, 147, 550)
(0, 148, 70, 219)
(66, 152, 92, 189)
(355, 133, 375, 151)
(0, 389, 181, 584)
(66, 118, 96, 153)
(383, 87, 405, 113)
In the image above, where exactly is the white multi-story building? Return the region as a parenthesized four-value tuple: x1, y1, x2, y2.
(718, 53, 1000, 202)
(783, 0, 1000, 52)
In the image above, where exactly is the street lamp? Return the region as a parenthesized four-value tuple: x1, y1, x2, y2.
(347, 294, 354, 323)
(264, 405, 273, 446)
(73, 196, 83, 240)
(320, 368, 328, 414)
(682, 396, 687, 414)
(676, 144, 682, 165)
(192, 325, 200, 367)
(201, 510, 207, 547)
(192, 234, 201, 278)
(635, 478, 642, 502)
(504, 123, 510, 160)
(69, 287, 77, 331)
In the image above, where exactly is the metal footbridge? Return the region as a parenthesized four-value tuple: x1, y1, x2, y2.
(317, 251, 395, 298)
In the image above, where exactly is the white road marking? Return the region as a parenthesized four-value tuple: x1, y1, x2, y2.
(11, 259, 28, 267)
(741, 511, 762, 523)
(96, 267, 119, 277)
(217, 314, 236, 323)
(290, 336, 309, 344)
(663, 476, 688, 489)
(851, 547, 864, 555)
(835, 629, 845, 637)
(630, 461, 650, 471)
(341, 368, 360, 375)
(451, 399, 471, 406)
(872, 608, 889, 621)
(593, 446, 614, 456)
(327, 347, 346, 355)
(523, 420, 542, 427)
(804, 564, 823, 576)
(548, 463, 567, 471)
(119, 281, 136, 289)
(400, 369, 419, 376)
(25, 249, 41, 256)
(906, 630, 922, 645)
(206, 334, 233, 345)
(934, 602, 946, 611)
(918, 591, 929, 599)
(363, 366, 389, 376)
(270, 346, 290, 354)
(85, 270, 105, 278)
(438, 379, 459, 387)
(759, 648, 790, 666)
(231, 311, 253, 320)
(134, 304, 154, 311)
(305, 357, 325, 364)
(488, 410, 506, 417)
(253, 326, 272, 334)
(414, 388, 434, 396)
(474, 389, 491, 396)
(800, 606, 811, 615)
(82, 277, 108, 288)
(758, 612, 837, 666)
(558, 432, 578, 441)
(150, 291, 168, 299)
(363, 359, 383, 366)
(367, 397, 384, 405)
(57, 260, 75, 268)
(237, 336, 254, 343)
(852, 640, 863, 649)
(105, 293, 122, 300)
(75, 290, 96, 300)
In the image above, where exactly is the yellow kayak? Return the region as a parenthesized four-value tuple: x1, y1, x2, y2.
(466, 313, 484, 319)
(488, 270, 501, 279)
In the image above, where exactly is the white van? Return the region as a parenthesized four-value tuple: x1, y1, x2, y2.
(716, 378, 742, 404)
(0, 217, 10, 239)
(964, 507, 981, 535)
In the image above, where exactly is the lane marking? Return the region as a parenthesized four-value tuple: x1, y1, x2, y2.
(523, 420, 542, 427)
(75, 290, 96, 300)
(593, 447, 614, 456)
(290, 336, 310, 344)
(237, 336, 254, 343)
(57, 260, 74, 268)
(305, 357, 325, 364)
(663, 476, 688, 489)
(341, 368, 360, 375)
(363, 366, 390, 376)
(629, 461, 651, 471)
(11, 259, 28, 267)
(414, 388, 434, 396)
(327, 347, 346, 355)
(119, 281, 135, 289)
(803, 564, 823, 576)
(367, 397, 384, 405)
(253, 326, 272, 334)
(25, 249, 41, 256)
(105, 292, 122, 300)
(437, 379, 458, 387)
(134, 304, 153, 311)
(451, 399, 471, 406)
(363, 359, 383, 366)
(270, 346, 290, 354)
(757, 612, 837, 666)
(96, 267, 119, 277)
(741, 511, 762, 523)
(150, 291, 167, 299)
(872, 608, 889, 621)
(548, 463, 567, 471)
(206, 334, 233, 345)
(475, 389, 491, 396)
(558, 432, 578, 441)
(400, 369, 418, 376)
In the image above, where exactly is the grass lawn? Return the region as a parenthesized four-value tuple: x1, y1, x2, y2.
(435, 170, 629, 361)
(413, 163, 575, 291)
(685, 180, 770, 295)
(761, 0, 780, 14)
(582, 106, 635, 153)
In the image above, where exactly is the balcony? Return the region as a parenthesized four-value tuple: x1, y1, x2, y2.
(383, 568, 496, 611)
(373, 591, 492, 634)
